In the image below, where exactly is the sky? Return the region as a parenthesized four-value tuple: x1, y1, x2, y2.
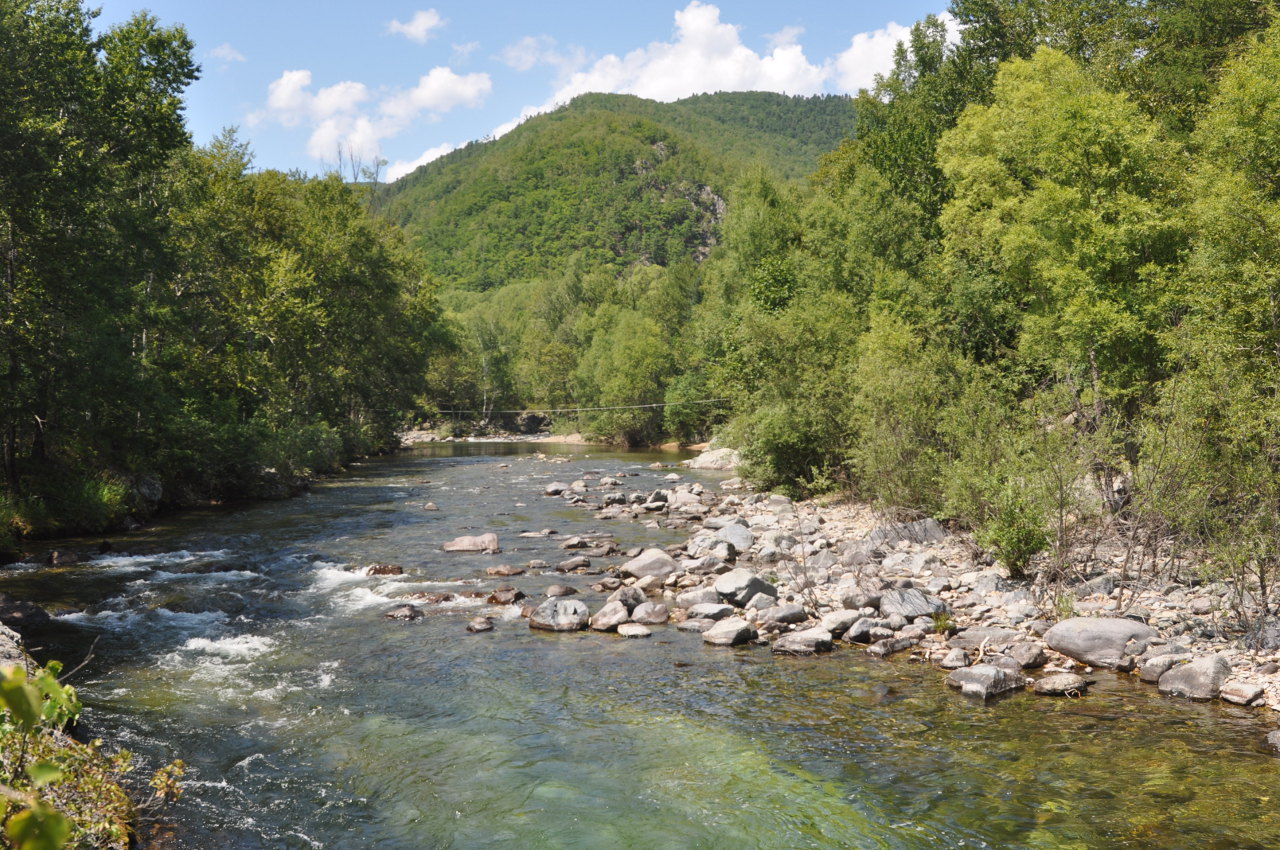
(92, 1, 952, 182)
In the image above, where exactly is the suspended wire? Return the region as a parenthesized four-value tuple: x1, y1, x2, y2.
(436, 398, 730, 416)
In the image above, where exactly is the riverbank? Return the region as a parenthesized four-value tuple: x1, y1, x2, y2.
(510, 453, 1280, 746)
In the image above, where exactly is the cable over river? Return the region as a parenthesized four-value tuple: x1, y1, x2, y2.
(3, 443, 1278, 848)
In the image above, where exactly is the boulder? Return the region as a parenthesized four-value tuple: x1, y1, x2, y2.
(879, 588, 947, 620)
(1139, 653, 1193, 684)
(681, 448, 741, 471)
(487, 565, 525, 577)
(630, 602, 669, 625)
(676, 586, 720, 609)
(361, 563, 403, 576)
(1220, 680, 1265, 706)
(948, 627, 1021, 652)
(607, 585, 647, 612)
(1034, 673, 1089, 697)
(544, 482, 570, 496)
(0, 623, 26, 673)
(702, 617, 758, 646)
(715, 524, 754, 555)
(0, 594, 52, 631)
(529, 599, 590, 632)
(1042, 617, 1156, 668)
(866, 636, 920, 658)
(946, 664, 1026, 699)
(819, 609, 862, 637)
(590, 601, 631, 632)
(620, 548, 679, 581)
(940, 647, 970, 669)
(843, 617, 891, 644)
(714, 568, 777, 608)
(617, 623, 652, 638)
(1008, 642, 1047, 670)
(757, 604, 807, 625)
(466, 616, 494, 633)
(544, 584, 578, 598)
(442, 533, 500, 554)
(771, 627, 834, 655)
(486, 586, 525, 605)
(687, 603, 734, 621)
(1158, 655, 1232, 700)
(384, 604, 423, 621)
(676, 618, 716, 633)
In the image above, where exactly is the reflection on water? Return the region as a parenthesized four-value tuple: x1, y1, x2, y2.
(3, 443, 1279, 849)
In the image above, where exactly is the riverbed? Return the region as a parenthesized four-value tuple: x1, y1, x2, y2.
(2, 443, 1277, 849)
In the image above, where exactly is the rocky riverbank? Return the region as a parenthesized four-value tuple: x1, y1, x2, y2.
(412, 450, 1280, 753)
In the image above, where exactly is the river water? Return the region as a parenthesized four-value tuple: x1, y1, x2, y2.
(3, 443, 1279, 849)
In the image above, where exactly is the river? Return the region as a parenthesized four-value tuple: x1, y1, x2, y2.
(2, 442, 1278, 849)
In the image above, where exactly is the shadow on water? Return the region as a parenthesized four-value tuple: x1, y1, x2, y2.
(3, 442, 1279, 849)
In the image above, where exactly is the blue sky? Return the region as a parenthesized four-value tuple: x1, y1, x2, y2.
(92, 1, 950, 181)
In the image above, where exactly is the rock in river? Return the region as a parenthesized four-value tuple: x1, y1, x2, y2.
(1034, 673, 1089, 697)
(384, 604, 424, 621)
(1158, 655, 1232, 700)
(946, 664, 1025, 699)
(702, 617, 757, 647)
(771, 627, 834, 655)
(529, 599, 590, 632)
(714, 568, 777, 608)
(442, 533, 500, 554)
(590, 601, 630, 632)
(620, 548, 679, 581)
(1042, 617, 1156, 669)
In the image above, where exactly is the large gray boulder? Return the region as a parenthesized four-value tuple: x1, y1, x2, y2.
(0, 623, 26, 673)
(1158, 655, 1232, 700)
(675, 586, 720, 609)
(607, 585, 647, 612)
(946, 664, 1026, 699)
(1034, 673, 1089, 697)
(619, 548, 679, 580)
(1139, 653, 1193, 684)
(630, 602, 669, 625)
(757, 603, 807, 625)
(681, 448, 741, 470)
(702, 617, 757, 646)
(819, 609, 863, 637)
(714, 568, 777, 607)
(1043, 617, 1156, 669)
(687, 602, 734, 621)
(771, 627, 834, 655)
(529, 599, 590, 632)
(879, 588, 946, 620)
(715, 524, 754, 555)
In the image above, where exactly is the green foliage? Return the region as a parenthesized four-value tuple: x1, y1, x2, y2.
(977, 485, 1050, 579)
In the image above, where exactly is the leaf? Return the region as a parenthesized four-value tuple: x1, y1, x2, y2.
(0, 679, 42, 731)
(5, 803, 71, 850)
(26, 762, 63, 788)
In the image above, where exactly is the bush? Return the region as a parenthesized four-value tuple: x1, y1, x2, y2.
(978, 485, 1050, 579)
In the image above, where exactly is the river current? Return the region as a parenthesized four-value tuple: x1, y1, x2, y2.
(3, 443, 1278, 849)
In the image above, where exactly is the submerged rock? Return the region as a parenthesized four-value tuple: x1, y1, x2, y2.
(384, 604, 424, 621)
(466, 616, 494, 633)
(617, 623, 652, 638)
(1034, 673, 1089, 697)
(442, 533, 500, 554)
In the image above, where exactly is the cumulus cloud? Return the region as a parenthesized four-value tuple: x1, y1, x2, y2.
(500, 35, 587, 78)
(380, 67, 493, 123)
(252, 66, 489, 164)
(386, 142, 457, 181)
(833, 12, 957, 93)
(766, 25, 804, 51)
(209, 42, 246, 63)
(388, 9, 445, 44)
(494, 1, 826, 138)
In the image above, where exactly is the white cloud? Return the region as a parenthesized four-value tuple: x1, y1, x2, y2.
(252, 66, 489, 166)
(388, 9, 445, 44)
(386, 142, 457, 181)
(494, 0, 827, 138)
(452, 41, 480, 64)
(499, 35, 587, 78)
(766, 25, 804, 51)
(209, 42, 246, 63)
(833, 12, 957, 93)
(380, 67, 493, 123)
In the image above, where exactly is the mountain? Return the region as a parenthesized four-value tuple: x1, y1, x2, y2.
(380, 91, 855, 290)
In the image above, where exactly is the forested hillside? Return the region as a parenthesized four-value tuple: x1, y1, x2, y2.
(392, 0, 1280, 609)
(0, 2, 439, 548)
(382, 92, 854, 290)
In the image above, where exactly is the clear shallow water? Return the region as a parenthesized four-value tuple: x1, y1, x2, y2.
(4, 443, 1280, 849)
